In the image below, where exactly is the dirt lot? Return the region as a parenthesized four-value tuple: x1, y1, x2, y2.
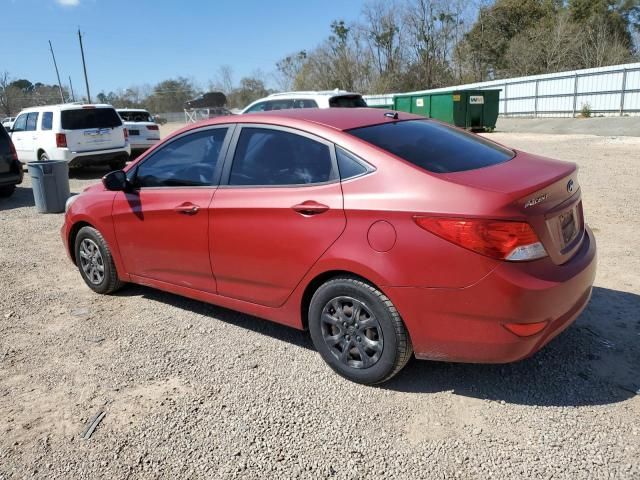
(1, 130, 639, 479)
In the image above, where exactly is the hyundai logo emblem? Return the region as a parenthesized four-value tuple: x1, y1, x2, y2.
(567, 180, 574, 193)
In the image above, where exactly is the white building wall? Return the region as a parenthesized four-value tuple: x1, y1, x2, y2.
(363, 62, 640, 117)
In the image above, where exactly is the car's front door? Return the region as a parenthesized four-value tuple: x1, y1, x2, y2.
(211, 125, 346, 307)
(112, 126, 232, 293)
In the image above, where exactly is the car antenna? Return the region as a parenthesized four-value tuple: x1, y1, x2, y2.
(384, 111, 398, 119)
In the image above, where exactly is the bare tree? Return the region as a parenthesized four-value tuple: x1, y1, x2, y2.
(578, 22, 632, 68)
(0, 72, 14, 116)
(275, 51, 307, 91)
(362, 0, 404, 90)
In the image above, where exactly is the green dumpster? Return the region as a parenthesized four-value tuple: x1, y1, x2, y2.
(393, 89, 500, 131)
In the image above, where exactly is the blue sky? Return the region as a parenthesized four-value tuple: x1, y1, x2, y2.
(2, 0, 366, 94)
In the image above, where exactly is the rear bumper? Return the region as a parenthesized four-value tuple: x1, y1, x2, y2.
(68, 149, 130, 167)
(387, 227, 597, 363)
(129, 138, 159, 150)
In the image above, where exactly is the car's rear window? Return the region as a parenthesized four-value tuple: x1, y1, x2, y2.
(347, 120, 514, 173)
(329, 95, 367, 108)
(118, 110, 153, 122)
(61, 108, 122, 130)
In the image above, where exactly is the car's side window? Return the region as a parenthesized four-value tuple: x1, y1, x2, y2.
(12, 114, 27, 132)
(336, 147, 369, 180)
(25, 112, 39, 132)
(265, 99, 294, 111)
(133, 128, 228, 188)
(245, 102, 267, 113)
(41, 112, 53, 131)
(228, 127, 335, 186)
(293, 99, 318, 109)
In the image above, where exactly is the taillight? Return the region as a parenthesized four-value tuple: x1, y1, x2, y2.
(146, 125, 159, 131)
(56, 133, 67, 148)
(414, 216, 547, 261)
(9, 141, 18, 161)
(123, 128, 129, 141)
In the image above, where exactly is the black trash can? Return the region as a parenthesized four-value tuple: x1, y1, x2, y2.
(27, 160, 71, 213)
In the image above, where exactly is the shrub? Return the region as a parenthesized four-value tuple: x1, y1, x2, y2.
(580, 103, 592, 118)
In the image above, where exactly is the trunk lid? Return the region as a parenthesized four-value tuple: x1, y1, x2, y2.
(443, 151, 584, 265)
(61, 107, 126, 153)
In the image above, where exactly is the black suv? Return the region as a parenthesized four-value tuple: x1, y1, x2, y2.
(0, 124, 23, 197)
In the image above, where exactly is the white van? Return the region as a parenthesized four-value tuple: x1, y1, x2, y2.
(9, 103, 131, 169)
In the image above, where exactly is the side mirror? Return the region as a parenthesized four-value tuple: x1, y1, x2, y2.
(102, 170, 129, 191)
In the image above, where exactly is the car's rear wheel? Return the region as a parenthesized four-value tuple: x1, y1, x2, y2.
(39, 152, 49, 161)
(74, 226, 124, 294)
(308, 277, 413, 384)
(0, 185, 16, 197)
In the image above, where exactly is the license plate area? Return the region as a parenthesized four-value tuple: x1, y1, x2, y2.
(129, 129, 140, 136)
(559, 209, 577, 247)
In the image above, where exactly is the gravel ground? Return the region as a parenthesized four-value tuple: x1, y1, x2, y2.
(1, 131, 639, 479)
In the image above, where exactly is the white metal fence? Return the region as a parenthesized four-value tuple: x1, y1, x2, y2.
(364, 62, 640, 117)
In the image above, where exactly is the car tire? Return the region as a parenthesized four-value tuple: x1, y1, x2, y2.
(0, 185, 16, 197)
(74, 226, 124, 294)
(308, 276, 413, 385)
(39, 152, 49, 161)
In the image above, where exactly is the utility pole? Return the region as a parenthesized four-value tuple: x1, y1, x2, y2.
(78, 28, 91, 103)
(69, 76, 76, 102)
(48, 40, 65, 103)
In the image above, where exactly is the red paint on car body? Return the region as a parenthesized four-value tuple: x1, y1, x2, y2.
(61, 109, 596, 363)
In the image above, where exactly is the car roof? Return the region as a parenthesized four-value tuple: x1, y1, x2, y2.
(266, 90, 362, 99)
(17, 103, 115, 113)
(117, 108, 150, 112)
(188, 108, 423, 132)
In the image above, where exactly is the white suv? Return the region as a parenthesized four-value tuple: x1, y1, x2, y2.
(9, 103, 131, 169)
(241, 90, 367, 114)
(117, 108, 161, 156)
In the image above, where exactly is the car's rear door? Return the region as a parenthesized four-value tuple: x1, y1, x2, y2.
(211, 125, 345, 307)
(112, 125, 232, 292)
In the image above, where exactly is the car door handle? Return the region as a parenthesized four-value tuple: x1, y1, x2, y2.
(291, 201, 329, 215)
(174, 203, 200, 215)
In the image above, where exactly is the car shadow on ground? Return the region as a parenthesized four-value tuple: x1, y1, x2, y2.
(0, 186, 35, 210)
(116, 284, 314, 352)
(116, 284, 638, 407)
(386, 286, 639, 407)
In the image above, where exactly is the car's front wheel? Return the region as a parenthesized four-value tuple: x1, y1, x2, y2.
(308, 277, 413, 384)
(74, 226, 124, 294)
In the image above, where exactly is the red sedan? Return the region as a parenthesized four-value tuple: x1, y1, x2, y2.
(61, 109, 596, 384)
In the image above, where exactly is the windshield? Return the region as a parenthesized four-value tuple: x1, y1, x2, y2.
(347, 119, 514, 173)
(61, 108, 122, 130)
(118, 110, 153, 122)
